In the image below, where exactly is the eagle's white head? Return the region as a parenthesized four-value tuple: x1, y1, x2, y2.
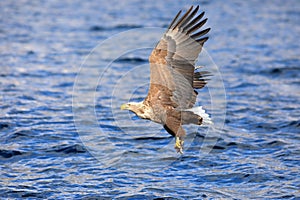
(120, 102, 150, 119)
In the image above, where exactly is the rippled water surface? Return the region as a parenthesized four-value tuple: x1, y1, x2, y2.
(1, 0, 300, 199)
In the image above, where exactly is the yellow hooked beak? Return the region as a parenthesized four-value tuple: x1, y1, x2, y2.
(120, 103, 129, 110)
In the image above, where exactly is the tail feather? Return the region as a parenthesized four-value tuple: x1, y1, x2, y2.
(186, 106, 213, 126)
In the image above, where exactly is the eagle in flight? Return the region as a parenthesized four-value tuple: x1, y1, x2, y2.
(121, 5, 212, 153)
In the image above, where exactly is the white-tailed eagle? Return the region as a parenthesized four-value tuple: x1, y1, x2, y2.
(121, 5, 212, 153)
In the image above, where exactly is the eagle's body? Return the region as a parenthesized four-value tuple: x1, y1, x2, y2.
(121, 5, 212, 153)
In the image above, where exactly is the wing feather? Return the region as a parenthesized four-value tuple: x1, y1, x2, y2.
(146, 5, 210, 111)
(186, 18, 208, 34)
(191, 28, 211, 40)
(179, 6, 199, 28)
(167, 10, 182, 30)
(183, 11, 205, 32)
(172, 6, 194, 30)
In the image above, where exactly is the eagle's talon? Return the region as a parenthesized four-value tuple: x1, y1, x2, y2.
(175, 137, 184, 154)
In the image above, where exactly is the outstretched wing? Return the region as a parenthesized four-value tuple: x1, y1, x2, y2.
(145, 5, 210, 110)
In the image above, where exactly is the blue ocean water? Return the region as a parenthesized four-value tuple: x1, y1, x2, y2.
(0, 0, 299, 199)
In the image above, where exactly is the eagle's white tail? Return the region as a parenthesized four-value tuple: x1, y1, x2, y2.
(186, 106, 213, 126)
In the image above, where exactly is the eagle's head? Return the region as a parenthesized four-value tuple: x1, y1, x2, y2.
(120, 102, 150, 119)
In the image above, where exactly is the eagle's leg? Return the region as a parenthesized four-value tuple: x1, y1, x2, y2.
(175, 136, 184, 154)
(163, 115, 186, 154)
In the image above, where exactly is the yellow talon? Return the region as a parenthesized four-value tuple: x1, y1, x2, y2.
(175, 137, 184, 154)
